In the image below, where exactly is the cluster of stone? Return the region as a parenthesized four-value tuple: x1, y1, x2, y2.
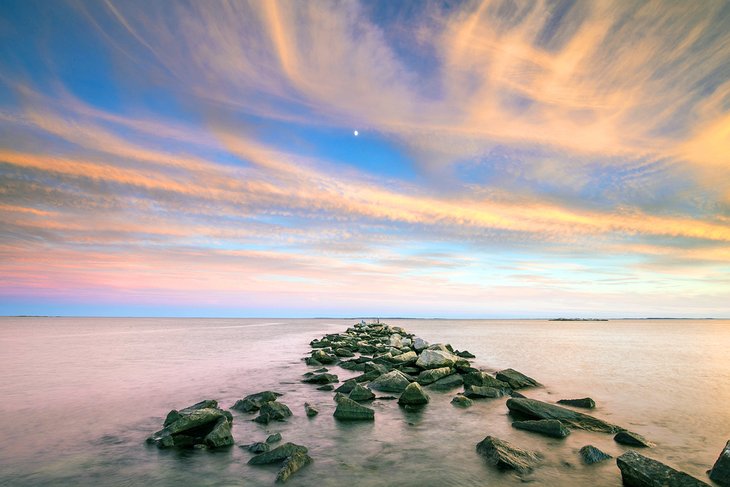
(146, 400, 234, 450)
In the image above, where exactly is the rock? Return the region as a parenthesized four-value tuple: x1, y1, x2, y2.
(512, 419, 570, 438)
(616, 450, 710, 487)
(506, 397, 622, 433)
(510, 391, 526, 398)
(364, 362, 391, 375)
(476, 436, 541, 473)
(248, 442, 308, 465)
(428, 374, 464, 391)
(451, 394, 473, 407)
(413, 337, 429, 352)
(304, 357, 322, 366)
(147, 400, 234, 449)
(391, 350, 418, 364)
(232, 392, 282, 413)
(316, 385, 334, 391)
(464, 385, 504, 399)
(579, 445, 612, 465)
(254, 401, 292, 424)
(398, 382, 430, 406)
(614, 430, 655, 447)
(164, 399, 218, 425)
(368, 370, 412, 392)
(335, 347, 355, 357)
(248, 442, 270, 453)
(389, 334, 403, 348)
(339, 360, 366, 371)
(301, 373, 339, 385)
(313, 367, 328, 373)
(709, 440, 730, 486)
(304, 403, 318, 417)
(456, 350, 476, 358)
(557, 398, 596, 409)
(266, 433, 282, 444)
(334, 379, 358, 394)
(276, 450, 312, 483)
(348, 384, 375, 402)
(417, 366, 454, 385)
(463, 371, 509, 389)
(310, 350, 338, 364)
(415, 349, 458, 369)
(203, 416, 234, 448)
(496, 368, 540, 389)
(333, 395, 375, 420)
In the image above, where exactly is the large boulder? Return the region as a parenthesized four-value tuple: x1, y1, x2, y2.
(232, 392, 282, 413)
(398, 382, 429, 406)
(616, 450, 710, 487)
(506, 397, 622, 433)
(557, 397, 596, 409)
(709, 440, 730, 486)
(579, 445, 612, 465)
(496, 369, 540, 389)
(413, 337, 429, 352)
(254, 401, 292, 424)
(333, 395, 375, 420)
(463, 371, 509, 389)
(428, 374, 464, 391)
(476, 436, 541, 473)
(368, 370, 412, 393)
(614, 430, 655, 447)
(512, 419, 570, 438)
(415, 349, 458, 369)
(147, 400, 234, 449)
(417, 366, 454, 385)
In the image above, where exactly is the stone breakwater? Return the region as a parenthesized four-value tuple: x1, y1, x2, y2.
(145, 321, 728, 485)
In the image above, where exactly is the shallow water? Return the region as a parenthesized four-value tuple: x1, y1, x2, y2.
(1, 318, 728, 486)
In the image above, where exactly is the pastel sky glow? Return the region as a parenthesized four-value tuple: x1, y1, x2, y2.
(1, 0, 729, 317)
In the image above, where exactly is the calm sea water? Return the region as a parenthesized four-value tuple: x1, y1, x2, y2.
(1, 318, 728, 486)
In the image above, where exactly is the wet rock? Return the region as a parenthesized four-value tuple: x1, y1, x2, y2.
(476, 436, 541, 473)
(616, 450, 710, 487)
(510, 391, 526, 398)
(400, 366, 421, 375)
(456, 350, 476, 358)
(512, 419, 570, 438)
(339, 360, 366, 371)
(463, 371, 509, 389)
(304, 357, 322, 366)
(413, 337, 429, 352)
(276, 450, 312, 483)
(709, 440, 730, 486)
(304, 403, 318, 417)
(348, 383, 376, 402)
(496, 368, 540, 389)
(316, 384, 334, 391)
(391, 350, 418, 364)
(368, 369, 412, 393)
(203, 416, 234, 448)
(579, 445, 612, 465)
(364, 362, 392, 375)
(310, 350, 338, 364)
(333, 395, 375, 420)
(254, 401, 292, 424)
(147, 400, 234, 449)
(428, 374, 464, 391)
(417, 366, 454, 385)
(248, 442, 308, 464)
(335, 347, 355, 357)
(232, 392, 282, 413)
(464, 385, 505, 399)
(334, 379, 358, 394)
(266, 433, 282, 444)
(451, 394, 473, 407)
(416, 349, 458, 369)
(614, 430, 655, 447)
(301, 372, 339, 385)
(248, 441, 270, 453)
(398, 382, 430, 406)
(506, 397, 622, 433)
(557, 397, 596, 409)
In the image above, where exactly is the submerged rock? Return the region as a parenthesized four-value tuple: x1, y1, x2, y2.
(333, 395, 375, 420)
(512, 419, 570, 438)
(579, 445, 612, 465)
(276, 450, 312, 483)
(496, 368, 540, 389)
(203, 416, 234, 448)
(463, 371, 509, 389)
(304, 403, 318, 417)
(266, 433, 282, 444)
(464, 385, 504, 399)
(709, 440, 730, 486)
(147, 400, 234, 449)
(415, 349, 458, 369)
(248, 442, 308, 464)
(557, 397, 596, 409)
(614, 430, 655, 447)
(428, 374, 464, 391)
(248, 441, 270, 453)
(616, 450, 710, 487)
(417, 366, 453, 385)
(232, 391, 282, 413)
(368, 370, 412, 393)
(316, 384, 334, 391)
(301, 373, 339, 385)
(451, 394, 473, 407)
(476, 436, 541, 473)
(506, 397, 622, 433)
(398, 382, 429, 406)
(254, 401, 292, 424)
(348, 383, 376, 402)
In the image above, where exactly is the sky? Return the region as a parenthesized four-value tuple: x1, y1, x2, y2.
(1, 0, 729, 318)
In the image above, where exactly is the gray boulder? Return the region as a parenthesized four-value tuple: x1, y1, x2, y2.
(333, 395, 375, 420)
(614, 430, 655, 447)
(368, 369, 412, 392)
(496, 368, 540, 389)
(413, 337, 429, 352)
(579, 445, 612, 465)
(476, 436, 541, 473)
(451, 394, 473, 407)
(415, 349, 458, 369)
(232, 392, 282, 413)
(464, 385, 504, 399)
(417, 366, 454, 385)
(616, 450, 710, 487)
(506, 397, 621, 433)
(348, 384, 375, 402)
(512, 419, 570, 438)
(709, 440, 730, 486)
(428, 374, 464, 391)
(557, 397, 596, 409)
(398, 382, 429, 406)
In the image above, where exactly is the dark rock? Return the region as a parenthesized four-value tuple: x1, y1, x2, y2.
(476, 436, 541, 473)
(316, 385, 334, 391)
(339, 360, 366, 371)
(400, 366, 421, 375)
(496, 368, 540, 389)
(304, 403, 318, 417)
(616, 450, 710, 487)
(164, 399, 218, 426)
(456, 350, 476, 358)
(248, 442, 308, 465)
(417, 366, 454, 385)
(248, 442, 270, 453)
(512, 419, 570, 438)
(301, 373, 339, 385)
(579, 445, 612, 465)
(506, 397, 622, 433)
(375, 395, 398, 400)
(510, 391, 526, 398)
(398, 382, 429, 406)
(335, 347, 355, 357)
(313, 367, 328, 373)
(147, 400, 234, 449)
(333, 395, 375, 420)
(709, 440, 730, 486)
(368, 370, 412, 392)
(266, 433, 282, 444)
(451, 394, 473, 407)
(334, 379, 357, 394)
(353, 370, 383, 383)
(415, 349, 458, 369)
(614, 430, 655, 447)
(310, 350, 338, 364)
(463, 371, 509, 389)
(203, 417, 234, 448)
(304, 357, 322, 366)
(364, 362, 391, 375)
(464, 385, 505, 399)
(232, 392, 282, 413)
(557, 397, 596, 409)
(276, 450, 312, 483)
(391, 350, 418, 364)
(348, 384, 375, 402)
(428, 374, 464, 391)
(254, 401, 292, 424)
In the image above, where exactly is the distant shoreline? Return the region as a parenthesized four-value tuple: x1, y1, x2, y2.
(0, 315, 723, 320)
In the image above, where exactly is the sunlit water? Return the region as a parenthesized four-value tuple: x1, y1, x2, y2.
(1, 318, 728, 486)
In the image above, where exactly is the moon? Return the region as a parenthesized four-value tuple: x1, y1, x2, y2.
(353, 130, 359, 136)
